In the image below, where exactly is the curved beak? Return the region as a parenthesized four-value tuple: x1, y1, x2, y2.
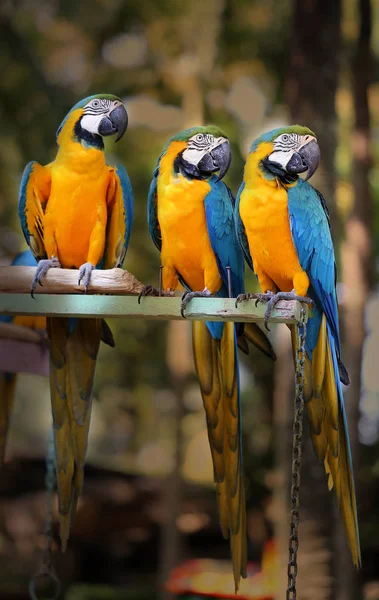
(300, 139, 320, 180)
(286, 139, 320, 181)
(110, 104, 128, 142)
(197, 139, 231, 181)
(213, 140, 232, 182)
(98, 104, 128, 141)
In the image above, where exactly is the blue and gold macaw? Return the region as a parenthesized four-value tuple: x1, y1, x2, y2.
(235, 125, 360, 566)
(140, 126, 276, 589)
(18, 94, 133, 549)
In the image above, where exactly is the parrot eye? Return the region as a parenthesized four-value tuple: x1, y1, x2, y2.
(196, 134, 204, 142)
(282, 134, 289, 142)
(92, 100, 100, 107)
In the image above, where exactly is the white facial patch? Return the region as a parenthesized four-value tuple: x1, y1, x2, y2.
(182, 134, 227, 166)
(267, 149, 295, 169)
(268, 132, 301, 169)
(80, 113, 105, 135)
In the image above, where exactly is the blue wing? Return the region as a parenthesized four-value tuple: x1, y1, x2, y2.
(18, 161, 51, 261)
(204, 177, 245, 299)
(103, 163, 134, 269)
(147, 162, 162, 252)
(235, 181, 255, 273)
(287, 179, 340, 356)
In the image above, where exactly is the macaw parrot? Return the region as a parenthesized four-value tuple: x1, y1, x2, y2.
(235, 125, 360, 566)
(18, 94, 133, 550)
(139, 126, 276, 590)
(0, 250, 46, 466)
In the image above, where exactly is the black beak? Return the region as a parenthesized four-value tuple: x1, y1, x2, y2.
(98, 104, 128, 142)
(197, 140, 231, 181)
(213, 141, 232, 182)
(300, 139, 320, 180)
(286, 139, 320, 180)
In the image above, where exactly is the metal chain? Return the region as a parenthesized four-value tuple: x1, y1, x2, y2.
(29, 428, 61, 600)
(286, 307, 307, 600)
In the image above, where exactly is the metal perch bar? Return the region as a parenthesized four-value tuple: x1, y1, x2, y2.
(0, 266, 308, 323)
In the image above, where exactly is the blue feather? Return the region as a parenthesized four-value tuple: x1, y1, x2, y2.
(18, 162, 35, 247)
(235, 182, 255, 273)
(287, 179, 341, 357)
(114, 163, 134, 264)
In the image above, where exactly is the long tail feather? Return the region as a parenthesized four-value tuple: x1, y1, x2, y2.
(192, 320, 247, 591)
(238, 322, 277, 360)
(0, 373, 17, 466)
(291, 315, 361, 566)
(47, 316, 101, 550)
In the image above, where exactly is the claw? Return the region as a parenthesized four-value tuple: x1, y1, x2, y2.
(262, 290, 313, 331)
(138, 284, 160, 304)
(137, 285, 174, 304)
(31, 257, 61, 298)
(180, 289, 212, 318)
(78, 262, 95, 293)
(235, 292, 274, 309)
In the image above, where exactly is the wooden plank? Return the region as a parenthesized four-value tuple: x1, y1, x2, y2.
(0, 266, 143, 295)
(0, 294, 307, 324)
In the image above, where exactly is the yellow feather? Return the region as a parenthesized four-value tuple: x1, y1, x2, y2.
(324, 342, 339, 431)
(192, 321, 247, 591)
(48, 316, 101, 550)
(221, 321, 235, 399)
(240, 323, 276, 360)
(312, 314, 327, 396)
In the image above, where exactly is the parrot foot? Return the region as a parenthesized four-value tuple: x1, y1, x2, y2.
(180, 289, 213, 318)
(31, 257, 61, 298)
(235, 291, 275, 309)
(137, 285, 174, 304)
(78, 262, 95, 292)
(262, 290, 313, 331)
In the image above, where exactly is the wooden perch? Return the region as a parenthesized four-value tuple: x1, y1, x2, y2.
(0, 266, 144, 295)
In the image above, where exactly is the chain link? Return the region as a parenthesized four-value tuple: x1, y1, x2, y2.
(29, 428, 61, 600)
(286, 306, 307, 600)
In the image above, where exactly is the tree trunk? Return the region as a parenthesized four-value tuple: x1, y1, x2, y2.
(338, 1, 373, 598)
(277, 2, 342, 598)
(286, 0, 342, 234)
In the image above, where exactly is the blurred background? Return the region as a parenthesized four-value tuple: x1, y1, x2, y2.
(0, 0, 378, 598)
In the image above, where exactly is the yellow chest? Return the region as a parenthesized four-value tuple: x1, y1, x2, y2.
(240, 174, 302, 292)
(157, 166, 220, 293)
(44, 147, 110, 267)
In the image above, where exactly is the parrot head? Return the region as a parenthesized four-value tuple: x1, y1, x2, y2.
(56, 94, 128, 147)
(167, 126, 232, 182)
(251, 125, 320, 181)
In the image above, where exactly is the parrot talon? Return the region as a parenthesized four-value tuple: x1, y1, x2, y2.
(235, 291, 274, 308)
(137, 285, 174, 304)
(180, 289, 213, 318)
(263, 290, 313, 331)
(31, 257, 61, 298)
(78, 262, 95, 293)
